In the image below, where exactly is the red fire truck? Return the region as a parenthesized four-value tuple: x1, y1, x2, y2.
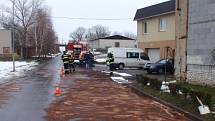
(67, 41, 88, 60)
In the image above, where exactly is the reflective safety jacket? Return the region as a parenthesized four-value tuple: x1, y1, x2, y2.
(106, 57, 114, 65)
(68, 56, 74, 64)
(63, 54, 69, 64)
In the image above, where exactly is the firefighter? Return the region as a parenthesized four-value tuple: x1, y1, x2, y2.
(62, 51, 69, 74)
(68, 52, 75, 73)
(106, 52, 115, 71)
(84, 51, 90, 69)
(79, 51, 86, 67)
(62, 51, 67, 60)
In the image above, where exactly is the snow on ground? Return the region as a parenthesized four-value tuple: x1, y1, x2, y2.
(95, 58, 106, 63)
(0, 61, 38, 83)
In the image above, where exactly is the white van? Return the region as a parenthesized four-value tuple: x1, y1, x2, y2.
(107, 48, 150, 69)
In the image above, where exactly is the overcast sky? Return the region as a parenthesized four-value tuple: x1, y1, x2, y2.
(1, 0, 168, 42)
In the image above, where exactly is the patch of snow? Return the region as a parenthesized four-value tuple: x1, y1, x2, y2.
(31, 53, 61, 58)
(95, 58, 106, 63)
(113, 72, 132, 77)
(0, 61, 38, 83)
(110, 77, 131, 84)
(101, 70, 132, 77)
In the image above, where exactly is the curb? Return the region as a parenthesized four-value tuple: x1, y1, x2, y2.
(129, 85, 204, 121)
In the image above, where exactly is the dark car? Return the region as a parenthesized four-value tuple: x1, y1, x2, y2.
(147, 59, 174, 74)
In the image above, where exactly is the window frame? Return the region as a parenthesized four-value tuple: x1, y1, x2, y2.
(159, 18, 167, 32)
(143, 21, 148, 34)
(126, 52, 139, 59)
(115, 42, 120, 47)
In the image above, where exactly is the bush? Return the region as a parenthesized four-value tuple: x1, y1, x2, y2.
(136, 75, 150, 86)
(169, 83, 181, 95)
(149, 78, 162, 90)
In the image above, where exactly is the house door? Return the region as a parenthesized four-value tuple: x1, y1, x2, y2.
(148, 48, 160, 63)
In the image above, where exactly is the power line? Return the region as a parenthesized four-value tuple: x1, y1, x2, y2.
(50, 16, 133, 21)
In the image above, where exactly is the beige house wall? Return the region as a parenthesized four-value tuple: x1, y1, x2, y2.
(0, 29, 12, 55)
(137, 13, 175, 43)
(137, 13, 176, 59)
(174, 0, 188, 81)
(138, 40, 176, 59)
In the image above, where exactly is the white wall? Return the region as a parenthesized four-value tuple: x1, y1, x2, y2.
(0, 29, 12, 54)
(99, 39, 135, 49)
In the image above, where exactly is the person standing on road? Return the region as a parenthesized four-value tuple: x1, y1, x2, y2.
(68, 52, 75, 73)
(88, 51, 94, 69)
(62, 51, 67, 61)
(62, 51, 69, 74)
(106, 52, 115, 71)
(84, 51, 90, 69)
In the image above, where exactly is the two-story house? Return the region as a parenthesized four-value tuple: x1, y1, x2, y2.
(134, 0, 176, 63)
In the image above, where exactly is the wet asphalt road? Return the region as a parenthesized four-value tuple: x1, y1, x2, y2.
(0, 56, 62, 121)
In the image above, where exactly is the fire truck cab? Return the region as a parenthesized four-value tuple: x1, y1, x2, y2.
(66, 41, 88, 61)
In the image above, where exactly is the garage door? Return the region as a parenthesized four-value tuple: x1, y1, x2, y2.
(148, 48, 160, 63)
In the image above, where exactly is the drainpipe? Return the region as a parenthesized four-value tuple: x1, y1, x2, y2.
(185, 0, 189, 81)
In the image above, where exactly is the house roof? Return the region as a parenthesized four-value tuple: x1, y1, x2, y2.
(100, 35, 135, 40)
(90, 35, 135, 41)
(134, 0, 175, 21)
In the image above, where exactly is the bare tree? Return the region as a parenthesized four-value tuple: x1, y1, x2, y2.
(0, 0, 58, 59)
(0, 0, 42, 58)
(70, 27, 86, 41)
(112, 31, 122, 36)
(34, 7, 58, 57)
(86, 25, 110, 41)
(123, 32, 137, 39)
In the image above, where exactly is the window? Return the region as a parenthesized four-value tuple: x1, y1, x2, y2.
(159, 18, 166, 31)
(115, 42, 120, 47)
(143, 22, 147, 34)
(140, 52, 149, 60)
(3, 47, 10, 53)
(127, 52, 139, 58)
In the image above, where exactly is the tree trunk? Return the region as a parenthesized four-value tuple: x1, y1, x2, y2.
(20, 47, 23, 58)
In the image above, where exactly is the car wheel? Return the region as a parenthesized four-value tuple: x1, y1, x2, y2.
(118, 63, 124, 70)
(158, 68, 163, 74)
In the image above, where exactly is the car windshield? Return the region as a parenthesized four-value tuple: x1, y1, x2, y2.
(158, 59, 167, 64)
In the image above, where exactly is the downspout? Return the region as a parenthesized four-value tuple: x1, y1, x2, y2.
(185, 0, 189, 81)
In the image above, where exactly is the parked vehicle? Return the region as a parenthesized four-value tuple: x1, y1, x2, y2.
(107, 48, 150, 70)
(147, 59, 174, 74)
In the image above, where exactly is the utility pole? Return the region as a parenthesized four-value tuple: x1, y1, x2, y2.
(12, 0, 15, 72)
(164, 47, 167, 83)
(35, 24, 37, 56)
